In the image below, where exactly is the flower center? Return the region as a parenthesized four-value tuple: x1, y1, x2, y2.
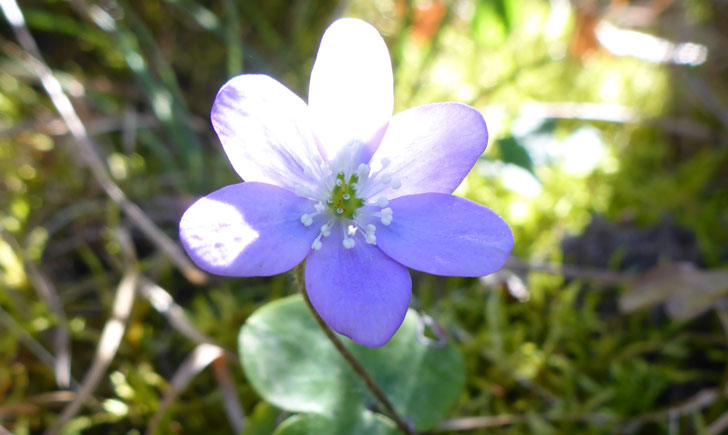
(295, 143, 401, 251)
(329, 172, 364, 219)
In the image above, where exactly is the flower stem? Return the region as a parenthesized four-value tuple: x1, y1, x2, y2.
(294, 264, 416, 435)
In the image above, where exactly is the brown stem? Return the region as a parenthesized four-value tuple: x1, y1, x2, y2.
(294, 264, 415, 435)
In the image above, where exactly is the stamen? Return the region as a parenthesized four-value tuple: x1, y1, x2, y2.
(380, 207, 393, 225)
(300, 214, 313, 227)
(357, 163, 370, 179)
(297, 143, 401, 248)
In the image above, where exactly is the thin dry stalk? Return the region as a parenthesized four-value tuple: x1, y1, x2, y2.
(505, 257, 631, 285)
(46, 270, 138, 435)
(211, 357, 246, 434)
(295, 264, 416, 435)
(1, 231, 71, 388)
(0, 306, 56, 374)
(708, 410, 728, 435)
(435, 385, 728, 432)
(145, 344, 225, 435)
(137, 277, 237, 361)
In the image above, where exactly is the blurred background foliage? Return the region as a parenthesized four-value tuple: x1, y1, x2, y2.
(1, 0, 728, 433)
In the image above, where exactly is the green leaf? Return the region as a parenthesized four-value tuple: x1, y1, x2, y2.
(239, 295, 465, 431)
(496, 136, 538, 177)
(274, 411, 398, 435)
(242, 402, 280, 435)
(472, 0, 509, 46)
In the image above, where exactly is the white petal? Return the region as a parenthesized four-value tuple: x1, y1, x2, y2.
(308, 18, 393, 163)
(211, 74, 321, 192)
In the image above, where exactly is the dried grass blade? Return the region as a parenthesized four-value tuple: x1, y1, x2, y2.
(145, 344, 225, 435)
(46, 270, 138, 435)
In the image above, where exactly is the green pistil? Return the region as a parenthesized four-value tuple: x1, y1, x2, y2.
(329, 172, 364, 219)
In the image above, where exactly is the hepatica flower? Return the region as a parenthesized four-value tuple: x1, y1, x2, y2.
(180, 18, 513, 347)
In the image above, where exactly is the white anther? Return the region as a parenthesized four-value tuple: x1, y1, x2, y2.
(343, 193, 350, 200)
(390, 178, 401, 189)
(380, 157, 391, 168)
(381, 207, 393, 217)
(320, 224, 331, 237)
(343, 237, 355, 249)
(365, 233, 376, 244)
(314, 202, 325, 212)
(312, 239, 322, 250)
(381, 174, 392, 184)
(381, 215, 392, 225)
(336, 208, 344, 214)
(347, 225, 358, 236)
(366, 224, 376, 233)
(357, 163, 370, 178)
(376, 197, 389, 208)
(300, 214, 313, 227)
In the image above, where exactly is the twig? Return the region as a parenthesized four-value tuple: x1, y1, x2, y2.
(212, 357, 246, 434)
(685, 73, 728, 134)
(0, 0, 207, 285)
(0, 111, 159, 140)
(618, 384, 728, 433)
(435, 412, 617, 431)
(137, 277, 236, 361)
(0, 392, 76, 417)
(434, 414, 522, 430)
(139, 276, 244, 432)
(146, 344, 225, 435)
(707, 410, 728, 435)
(0, 307, 71, 384)
(1, 231, 71, 388)
(505, 257, 632, 285)
(436, 384, 728, 432)
(294, 264, 416, 435)
(123, 232, 243, 433)
(46, 270, 138, 435)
